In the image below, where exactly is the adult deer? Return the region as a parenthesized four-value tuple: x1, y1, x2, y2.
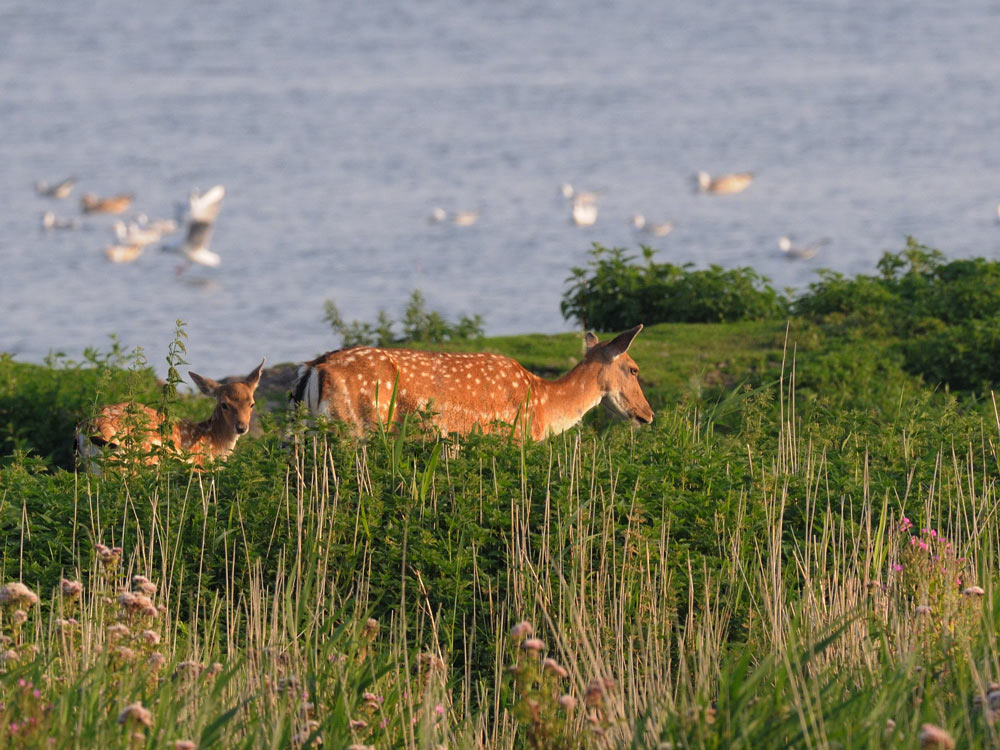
(76, 359, 264, 471)
(291, 325, 653, 440)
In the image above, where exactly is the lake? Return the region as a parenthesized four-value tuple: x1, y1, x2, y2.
(2, 0, 999, 377)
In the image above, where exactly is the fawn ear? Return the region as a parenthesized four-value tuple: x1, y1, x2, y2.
(584, 331, 600, 351)
(189, 371, 220, 397)
(246, 358, 265, 390)
(605, 324, 643, 358)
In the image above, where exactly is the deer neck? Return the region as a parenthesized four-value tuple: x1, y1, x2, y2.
(529, 360, 604, 438)
(176, 412, 238, 458)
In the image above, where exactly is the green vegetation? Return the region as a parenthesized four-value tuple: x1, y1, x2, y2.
(795, 237, 1000, 391)
(3, 241, 1000, 747)
(561, 244, 788, 330)
(325, 289, 485, 347)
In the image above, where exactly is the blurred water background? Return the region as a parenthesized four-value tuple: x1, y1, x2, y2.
(2, 0, 999, 376)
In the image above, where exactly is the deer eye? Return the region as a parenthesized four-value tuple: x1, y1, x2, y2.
(220, 403, 229, 411)
(250, 401, 255, 408)
(629, 367, 638, 376)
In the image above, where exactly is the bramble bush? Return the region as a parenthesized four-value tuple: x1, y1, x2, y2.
(793, 237, 1000, 391)
(560, 244, 788, 330)
(324, 289, 484, 347)
(0, 341, 162, 470)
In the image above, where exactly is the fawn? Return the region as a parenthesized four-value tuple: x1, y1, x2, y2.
(76, 359, 264, 471)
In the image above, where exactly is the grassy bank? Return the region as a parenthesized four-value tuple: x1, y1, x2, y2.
(1, 317, 999, 748)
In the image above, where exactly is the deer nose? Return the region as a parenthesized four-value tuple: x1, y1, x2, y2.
(235, 423, 248, 434)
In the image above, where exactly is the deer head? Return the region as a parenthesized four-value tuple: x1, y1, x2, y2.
(189, 358, 265, 436)
(585, 325, 654, 426)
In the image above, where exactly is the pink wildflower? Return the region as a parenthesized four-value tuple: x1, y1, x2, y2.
(0, 582, 38, 608)
(509, 621, 534, 640)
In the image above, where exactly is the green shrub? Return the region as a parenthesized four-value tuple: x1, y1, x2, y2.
(0, 342, 162, 470)
(561, 245, 788, 330)
(324, 289, 484, 347)
(793, 238, 1000, 390)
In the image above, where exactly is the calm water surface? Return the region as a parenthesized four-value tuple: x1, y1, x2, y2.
(2, 0, 999, 376)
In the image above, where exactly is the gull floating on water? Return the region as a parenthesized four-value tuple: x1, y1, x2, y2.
(696, 171, 754, 195)
(41, 211, 79, 230)
(164, 184, 226, 269)
(105, 243, 144, 263)
(452, 210, 479, 227)
(113, 216, 178, 246)
(630, 213, 674, 237)
(81, 192, 134, 214)
(35, 176, 76, 199)
(427, 207, 479, 226)
(778, 235, 828, 260)
(571, 193, 598, 226)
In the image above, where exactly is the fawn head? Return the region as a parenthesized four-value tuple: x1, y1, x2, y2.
(585, 325, 654, 426)
(189, 358, 265, 435)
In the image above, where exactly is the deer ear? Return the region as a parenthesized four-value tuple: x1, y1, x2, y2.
(605, 324, 643, 358)
(189, 371, 220, 397)
(246, 358, 265, 389)
(584, 331, 600, 351)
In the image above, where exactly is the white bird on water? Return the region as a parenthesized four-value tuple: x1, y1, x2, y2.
(41, 211, 79, 230)
(630, 213, 674, 237)
(35, 176, 76, 199)
(113, 216, 178, 246)
(778, 235, 829, 260)
(571, 193, 599, 226)
(164, 185, 226, 270)
(451, 210, 479, 227)
(696, 171, 754, 195)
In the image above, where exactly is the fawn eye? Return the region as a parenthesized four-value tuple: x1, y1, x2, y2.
(220, 403, 229, 411)
(250, 401, 255, 408)
(629, 367, 638, 376)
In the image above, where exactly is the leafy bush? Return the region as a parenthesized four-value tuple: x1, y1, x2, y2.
(793, 238, 1000, 390)
(561, 245, 788, 330)
(324, 289, 484, 347)
(0, 341, 162, 470)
